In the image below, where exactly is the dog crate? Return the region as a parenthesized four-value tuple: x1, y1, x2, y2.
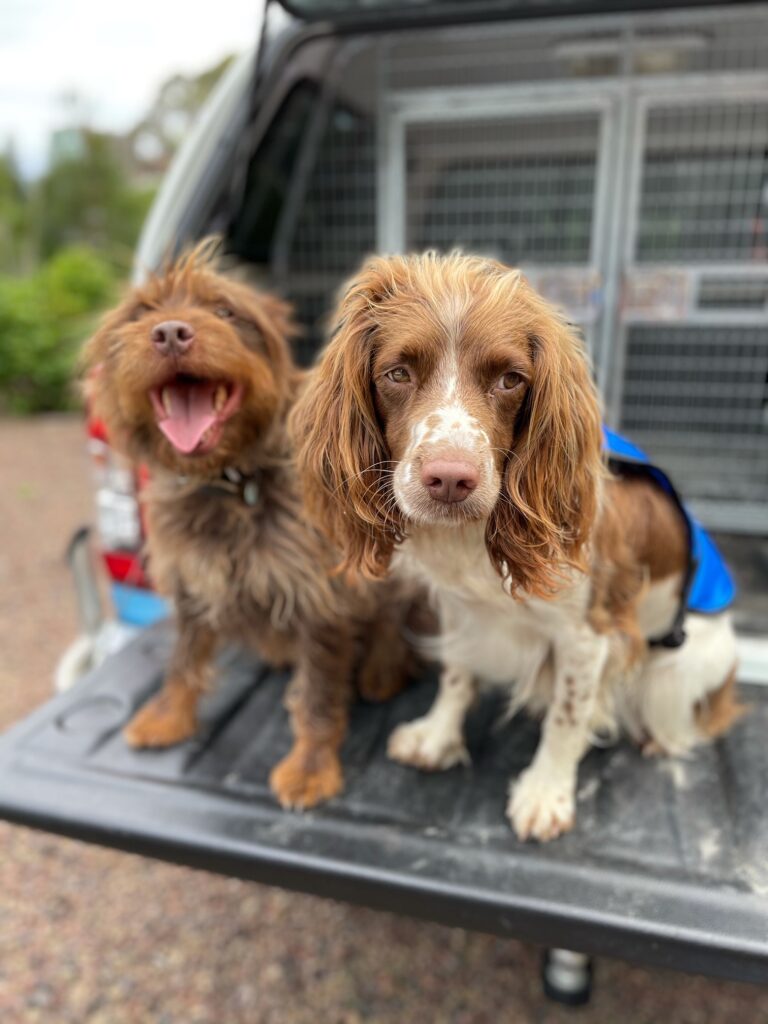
(258, 3, 768, 534)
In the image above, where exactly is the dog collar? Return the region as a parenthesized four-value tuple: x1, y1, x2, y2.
(177, 466, 261, 507)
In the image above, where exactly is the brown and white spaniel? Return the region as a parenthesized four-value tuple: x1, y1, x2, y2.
(292, 251, 743, 842)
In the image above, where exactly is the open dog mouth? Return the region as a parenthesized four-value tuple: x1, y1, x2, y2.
(149, 375, 243, 455)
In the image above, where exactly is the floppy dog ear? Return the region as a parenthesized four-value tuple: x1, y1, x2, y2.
(256, 292, 300, 351)
(291, 258, 404, 579)
(80, 297, 132, 376)
(213, 278, 300, 386)
(79, 296, 139, 431)
(486, 283, 604, 598)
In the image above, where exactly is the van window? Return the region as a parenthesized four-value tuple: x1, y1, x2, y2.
(228, 76, 376, 365)
(227, 83, 318, 267)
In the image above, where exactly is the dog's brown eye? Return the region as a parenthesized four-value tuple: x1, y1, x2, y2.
(494, 371, 523, 392)
(215, 306, 233, 319)
(386, 366, 412, 384)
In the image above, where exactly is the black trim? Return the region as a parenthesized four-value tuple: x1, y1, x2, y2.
(276, 0, 767, 33)
(0, 635, 766, 986)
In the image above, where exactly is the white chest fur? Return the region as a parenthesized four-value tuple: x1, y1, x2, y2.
(396, 524, 589, 687)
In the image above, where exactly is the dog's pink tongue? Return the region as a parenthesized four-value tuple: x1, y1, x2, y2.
(158, 380, 218, 454)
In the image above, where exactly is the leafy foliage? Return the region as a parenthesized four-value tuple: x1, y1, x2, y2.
(0, 54, 234, 413)
(36, 131, 155, 274)
(0, 246, 116, 413)
(0, 151, 32, 274)
(0, 138, 144, 412)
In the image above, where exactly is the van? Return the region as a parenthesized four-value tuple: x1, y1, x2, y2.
(7, 1, 768, 1003)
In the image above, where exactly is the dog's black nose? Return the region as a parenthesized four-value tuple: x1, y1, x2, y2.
(151, 320, 195, 356)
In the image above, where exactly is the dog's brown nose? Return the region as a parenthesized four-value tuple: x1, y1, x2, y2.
(420, 459, 479, 504)
(151, 320, 195, 356)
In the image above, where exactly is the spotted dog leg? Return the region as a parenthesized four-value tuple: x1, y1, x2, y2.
(508, 625, 608, 842)
(387, 665, 477, 771)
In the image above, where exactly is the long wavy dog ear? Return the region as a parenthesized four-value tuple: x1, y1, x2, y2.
(212, 277, 300, 393)
(79, 292, 144, 452)
(486, 280, 605, 598)
(291, 256, 409, 578)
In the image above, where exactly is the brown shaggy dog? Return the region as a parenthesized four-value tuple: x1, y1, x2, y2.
(83, 245, 411, 809)
(292, 251, 742, 841)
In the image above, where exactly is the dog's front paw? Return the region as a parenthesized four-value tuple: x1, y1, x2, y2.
(387, 718, 469, 771)
(123, 690, 198, 748)
(507, 768, 575, 843)
(270, 744, 344, 810)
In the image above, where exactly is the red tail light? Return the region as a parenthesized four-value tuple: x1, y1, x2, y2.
(87, 417, 150, 588)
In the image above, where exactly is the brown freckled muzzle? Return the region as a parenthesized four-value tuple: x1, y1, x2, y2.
(394, 428, 501, 525)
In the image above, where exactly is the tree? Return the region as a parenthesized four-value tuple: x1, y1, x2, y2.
(34, 130, 154, 273)
(0, 245, 116, 413)
(0, 147, 32, 274)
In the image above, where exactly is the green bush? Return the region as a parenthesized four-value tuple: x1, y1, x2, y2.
(0, 246, 116, 413)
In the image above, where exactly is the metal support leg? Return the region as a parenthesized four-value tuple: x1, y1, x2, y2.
(541, 948, 593, 1007)
(54, 527, 105, 692)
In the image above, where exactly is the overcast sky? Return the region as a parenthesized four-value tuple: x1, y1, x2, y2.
(0, 0, 262, 178)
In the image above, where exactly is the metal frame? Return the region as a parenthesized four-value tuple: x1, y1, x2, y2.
(272, 37, 368, 284)
(378, 83, 621, 356)
(621, 77, 768, 273)
(606, 79, 768, 530)
(375, 1, 768, 72)
(376, 38, 768, 531)
(256, 4, 768, 530)
(621, 265, 768, 327)
(601, 76, 768, 408)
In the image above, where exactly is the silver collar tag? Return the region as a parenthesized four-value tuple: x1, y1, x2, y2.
(242, 479, 260, 507)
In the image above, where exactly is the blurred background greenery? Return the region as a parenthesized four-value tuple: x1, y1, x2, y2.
(0, 56, 232, 413)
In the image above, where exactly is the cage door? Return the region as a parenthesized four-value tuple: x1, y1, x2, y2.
(616, 91, 768, 531)
(380, 91, 617, 357)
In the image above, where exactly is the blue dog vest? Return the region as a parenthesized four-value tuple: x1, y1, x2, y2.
(603, 427, 735, 647)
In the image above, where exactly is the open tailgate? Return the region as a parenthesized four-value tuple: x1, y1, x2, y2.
(0, 622, 766, 983)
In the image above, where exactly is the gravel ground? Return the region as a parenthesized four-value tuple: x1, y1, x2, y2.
(0, 413, 766, 1024)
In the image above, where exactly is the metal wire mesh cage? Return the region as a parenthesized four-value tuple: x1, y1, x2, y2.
(259, 3, 768, 531)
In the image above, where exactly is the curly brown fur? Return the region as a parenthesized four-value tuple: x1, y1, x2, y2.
(83, 243, 414, 810)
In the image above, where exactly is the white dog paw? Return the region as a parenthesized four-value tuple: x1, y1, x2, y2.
(507, 769, 576, 843)
(387, 718, 469, 772)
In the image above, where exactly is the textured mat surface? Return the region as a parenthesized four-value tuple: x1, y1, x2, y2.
(0, 622, 766, 983)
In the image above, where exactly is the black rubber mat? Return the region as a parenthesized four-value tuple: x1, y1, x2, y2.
(0, 622, 766, 983)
